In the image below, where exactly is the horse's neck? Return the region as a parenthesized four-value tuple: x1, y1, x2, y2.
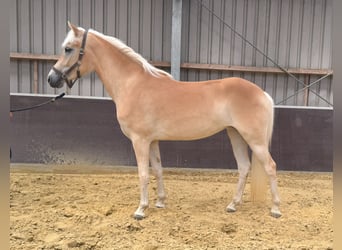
(89, 35, 146, 102)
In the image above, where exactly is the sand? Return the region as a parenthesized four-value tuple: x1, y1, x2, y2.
(10, 165, 333, 249)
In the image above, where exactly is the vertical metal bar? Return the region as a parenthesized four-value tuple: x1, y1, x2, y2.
(171, 0, 182, 80)
(33, 60, 38, 93)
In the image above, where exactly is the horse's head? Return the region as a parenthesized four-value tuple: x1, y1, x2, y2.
(48, 22, 92, 89)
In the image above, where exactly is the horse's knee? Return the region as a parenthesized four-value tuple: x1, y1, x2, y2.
(252, 147, 276, 177)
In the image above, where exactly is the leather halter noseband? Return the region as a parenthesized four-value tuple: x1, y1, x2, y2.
(52, 30, 88, 88)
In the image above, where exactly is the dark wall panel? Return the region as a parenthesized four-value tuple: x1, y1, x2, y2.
(10, 95, 332, 172)
(272, 107, 332, 171)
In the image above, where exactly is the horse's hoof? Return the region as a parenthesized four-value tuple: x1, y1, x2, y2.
(226, 205, 236, 213)
(133, 210, 145, 220)
(155, 202, 165, 208)
(271, 209, 282, 218)
(133, 214, 145, 220)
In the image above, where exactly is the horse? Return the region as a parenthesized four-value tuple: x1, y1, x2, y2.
(48, 22, 281, 219)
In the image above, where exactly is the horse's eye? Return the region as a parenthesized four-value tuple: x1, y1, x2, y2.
(64, 47, 73, 54)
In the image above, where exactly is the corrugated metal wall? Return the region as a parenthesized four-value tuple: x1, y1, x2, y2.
(10, 0, 172, 97)
(180, 0, 333, 106)
(10, 0, 333, 107)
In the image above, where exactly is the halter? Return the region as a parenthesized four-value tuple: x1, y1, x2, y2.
(52, 30, 88, 88)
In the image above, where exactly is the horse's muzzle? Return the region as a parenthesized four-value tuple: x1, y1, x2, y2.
(48, 70, 64, 88)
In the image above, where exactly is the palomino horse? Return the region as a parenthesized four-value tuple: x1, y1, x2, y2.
(48, 22, 281, 219)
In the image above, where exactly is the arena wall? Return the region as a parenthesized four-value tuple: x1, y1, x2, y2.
(10, 95, 332, 171)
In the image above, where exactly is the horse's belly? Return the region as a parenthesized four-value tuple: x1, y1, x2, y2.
(156, 118, 228, 141)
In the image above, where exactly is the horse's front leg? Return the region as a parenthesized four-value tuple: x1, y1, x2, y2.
(150, 141, 166, 208)
(132, 138, 151, 220)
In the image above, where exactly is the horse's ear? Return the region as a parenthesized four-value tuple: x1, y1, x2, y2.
(68, 21, 80, 36)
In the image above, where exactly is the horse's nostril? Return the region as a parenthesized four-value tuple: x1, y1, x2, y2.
(47, 75, 51, 83)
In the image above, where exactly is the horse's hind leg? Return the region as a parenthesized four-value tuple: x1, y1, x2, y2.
(226, 127, 250, 213)
(250, 144, 281, 218)
(150, 141, 166, 208)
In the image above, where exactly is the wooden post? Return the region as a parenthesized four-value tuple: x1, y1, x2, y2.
(303, 74, 310, 106)
(33, 60, 38, 94)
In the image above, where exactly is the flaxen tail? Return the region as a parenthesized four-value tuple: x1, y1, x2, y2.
(250, 92, 274, 202)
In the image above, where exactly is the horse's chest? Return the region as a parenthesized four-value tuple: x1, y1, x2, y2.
(116, 106, 155, 139)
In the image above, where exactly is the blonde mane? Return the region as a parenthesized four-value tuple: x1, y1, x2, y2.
(88, 29, 172, 79)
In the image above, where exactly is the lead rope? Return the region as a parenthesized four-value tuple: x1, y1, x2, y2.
(10, 92, 65, 112)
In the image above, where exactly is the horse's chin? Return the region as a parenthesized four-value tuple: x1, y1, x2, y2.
(49, 80, 64, 89)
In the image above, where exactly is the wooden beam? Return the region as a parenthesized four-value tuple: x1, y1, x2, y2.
(150, 61, 171, 68)
(10, 52, 59, 61)
(10, 52, 333, 76)
(180, 63, 333, 75)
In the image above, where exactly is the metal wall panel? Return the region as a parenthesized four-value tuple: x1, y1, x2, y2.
(10, 0, 172, 98)
(10, 0, 332, 107)
(180, 0, 333, 107)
